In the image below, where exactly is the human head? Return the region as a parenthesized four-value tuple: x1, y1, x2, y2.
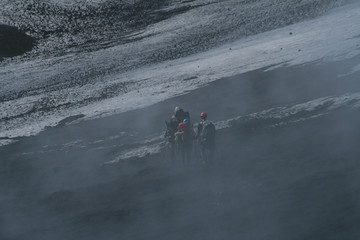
(174, 106, 184, 119)
(200, 112, 207, 120)
(174, 106, 183, 114)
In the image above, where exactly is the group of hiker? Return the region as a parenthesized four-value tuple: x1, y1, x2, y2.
(165, 107, 216, 165)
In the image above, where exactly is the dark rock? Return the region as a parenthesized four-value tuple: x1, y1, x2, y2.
(0, 25, 35, 58)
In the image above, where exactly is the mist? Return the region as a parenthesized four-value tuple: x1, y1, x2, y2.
(2, 52, 360, 239)
(1, 0, 360, 239)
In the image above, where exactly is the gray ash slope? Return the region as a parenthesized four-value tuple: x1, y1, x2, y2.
(1, 1, 360, 239)
(0, 0, 352, 60)
(1, 58, 360, 240)
(0, 0, 356, 142)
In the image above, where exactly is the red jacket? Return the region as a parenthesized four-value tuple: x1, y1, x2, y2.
(177, 122, 189, 132)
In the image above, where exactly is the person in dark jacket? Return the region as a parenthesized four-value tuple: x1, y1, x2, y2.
(196, 112, 216, 164)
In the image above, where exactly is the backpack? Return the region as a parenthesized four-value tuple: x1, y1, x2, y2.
(184, 111, 191, 125)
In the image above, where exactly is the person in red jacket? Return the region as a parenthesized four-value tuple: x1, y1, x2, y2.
(165, 107, 192, 163)
(175, 118, 193, 165)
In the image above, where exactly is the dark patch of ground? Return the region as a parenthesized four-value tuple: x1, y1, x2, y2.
(0, 25, 35, 58)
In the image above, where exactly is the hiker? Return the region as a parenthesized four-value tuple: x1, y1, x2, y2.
(164, 107, 192, 162)
(175, 118, 193, 165)
(196, 112, 216, 164)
